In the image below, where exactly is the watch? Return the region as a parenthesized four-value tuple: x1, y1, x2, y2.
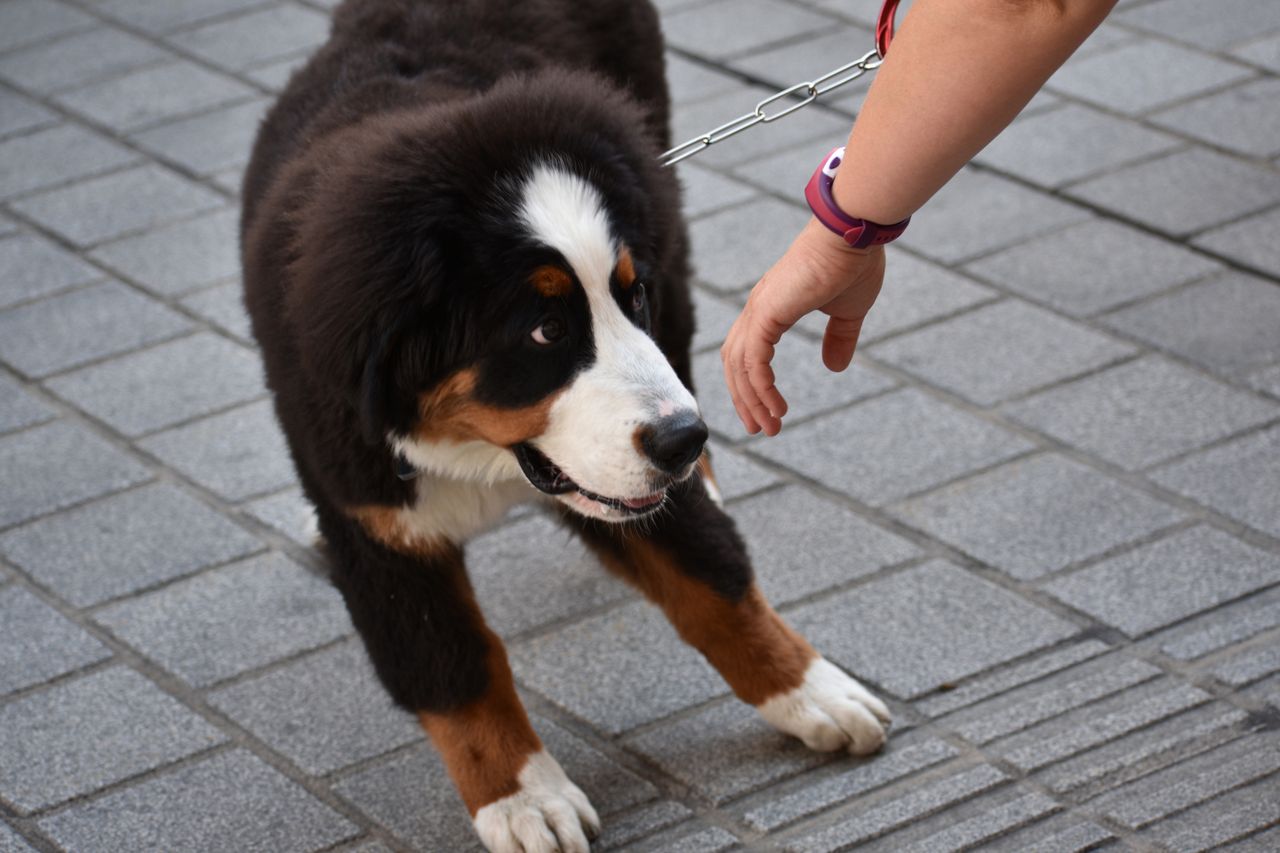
(805, 146, 910, 249)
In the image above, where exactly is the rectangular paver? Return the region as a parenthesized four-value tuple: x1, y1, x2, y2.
(0, 233, 104, 311)
(0, 123, 137, 200)
(88, 207, 241, 296)
(52, 61, 256, 133)
(0, 586, 110, 696)
(1152, 424, 1280, 540)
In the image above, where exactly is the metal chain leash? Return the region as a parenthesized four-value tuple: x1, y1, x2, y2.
(658, 0, 903, 168)
(658, 49, 883, 168)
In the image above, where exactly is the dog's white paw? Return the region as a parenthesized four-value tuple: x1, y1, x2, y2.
(757, 657, 891, 755)
(473, 750, 600, 853)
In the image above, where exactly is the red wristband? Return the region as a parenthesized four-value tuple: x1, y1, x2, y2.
(805, 147, 910, 249)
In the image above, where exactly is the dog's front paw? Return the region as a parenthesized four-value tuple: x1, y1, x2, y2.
(757, 656, 891, 755)
(473, 750, 600, 853)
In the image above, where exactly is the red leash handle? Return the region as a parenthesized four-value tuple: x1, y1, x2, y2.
(875, 0, 902, 59)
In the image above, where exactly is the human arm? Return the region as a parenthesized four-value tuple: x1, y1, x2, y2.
(721, 0, 1118, 436)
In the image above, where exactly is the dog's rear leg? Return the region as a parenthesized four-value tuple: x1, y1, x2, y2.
(569, 469, 891, 754)
(327, 521, 598, 853)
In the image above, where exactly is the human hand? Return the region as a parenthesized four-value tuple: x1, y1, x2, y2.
(720, 218, 886, 436)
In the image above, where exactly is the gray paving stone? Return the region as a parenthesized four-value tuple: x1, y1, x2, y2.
(624, 699, 826, 805)
(0, 421, 150, 529)
(972, 811, 1113, 853)
(1234, 32, 1280, 72)
(132, 98, 269, 177)
(733, 485, 919, 604)
(1219, 825, 1280, 853)
(0, 586, 110, 696)
(0, 90, 57, 139)
(663, 0, 834, 60)
(1195, 205, 1280, 279)
(895, 455, 1181, 581)
(1035, 700, 1249, 797)
(1068, 149, 1280, 238)
(740, 734, 959, 832)
(0, 825, 37, 853)
(678, 165, 757, 222)
(1152, 426, 1280, 541)
(1118, 0, 1280, 50)
(1046, 39, 1255, 114)
(597, 801, 694, 850)
(1152, 78, 1280, 160)
(1211, 641, 1280, 687)
(629, 824, 738, 853)
(88, 207, 241, 295)
(865, 787, 1060, 853)
(209, 641, 419, 775)
(688, 195, 811, 291)
(1248, 363, 1280, 398)
(0, 27, 170, 95)
(0, 483, 262, 607)
(180, 280, 255, 342)
(895, 169, 1090, 265)
(466, 513, 632, 639)
(245, 53, 310, 92)
(1090, 732, 1280, 824)
(139, 400, 298, 501)
(1159, 587, 1280, 660)
(47, 332, 265, 435)
(729, 143, 839, 203)
(39, 749, 358, 853)
(857, 250, 997, 342)
(334, 745, 481, 853)
(89, 0, 266, 33)
(965, 219, 1223, 317)
(242, 486, 319, 546)
(976, 104, 1182, 188)
(940, 654, 1162, 746)
(0, 0, 96, 54)
(1141, 776, 1280, 852)
(0, 281, 191, 377)
(172, 4, 332, 71)
(791, 560, 1077, 698)
(706, 440, 782, 501)
(784, 764, 1009, 853)
(869, 300, 1135, 407)
(694, 335, 895, 438)
(666, 54, 742, 106)
(511, 600, 725, 734)
(13, 164, 225, 247)
(1008, 357, 1279, 470)
(0, 123, 137, 200)
(991, 677, 1214, 772)
(915, 639, 1110, 718)
(753, 388, 1035, 505)
(1103, 272, 1280, 382)
(0, 666, 225, 813)
(0, 233, 104, 310)
(690, 286, 741, 352)
(672, 86, 852, 168)
(53, 61, 256, 133)
(1043, 526, 1280, 637)
(0, 374, 52, 434)
(94, 551, 350, 686)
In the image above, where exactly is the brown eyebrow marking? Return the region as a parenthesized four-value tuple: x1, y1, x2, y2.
(530, 265, 572, 297)
(615, 246, 636, 290)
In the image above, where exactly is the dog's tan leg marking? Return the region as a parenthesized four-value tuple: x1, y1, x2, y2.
(419, 610, 599, 852)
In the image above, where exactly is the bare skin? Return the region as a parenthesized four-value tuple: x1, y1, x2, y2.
(722, 0, 1119, 436)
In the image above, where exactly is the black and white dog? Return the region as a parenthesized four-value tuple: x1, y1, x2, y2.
(241, 1, 890, 849)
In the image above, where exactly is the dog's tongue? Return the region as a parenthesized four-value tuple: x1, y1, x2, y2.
(622, 492, 664, 510)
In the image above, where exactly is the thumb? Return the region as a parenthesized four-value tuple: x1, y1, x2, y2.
(822, 315, 863, 372)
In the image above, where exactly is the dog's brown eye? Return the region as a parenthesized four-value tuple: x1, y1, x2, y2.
(531, 317, 566, 345)
(631, 283, 646, 314)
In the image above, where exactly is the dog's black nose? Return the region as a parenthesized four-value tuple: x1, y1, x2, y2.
(641, 412, 708, 474)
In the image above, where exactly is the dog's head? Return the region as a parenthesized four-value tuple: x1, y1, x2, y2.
(285, 70, 704, 522)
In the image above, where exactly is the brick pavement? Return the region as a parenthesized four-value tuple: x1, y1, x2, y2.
(2, 0, 1279, 850)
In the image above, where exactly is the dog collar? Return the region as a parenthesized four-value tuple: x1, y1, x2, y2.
(805, 146, 910, 249)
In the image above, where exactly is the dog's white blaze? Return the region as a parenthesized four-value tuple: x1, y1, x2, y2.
(473, 749, 599, 853)
(518, 164, 697, 511)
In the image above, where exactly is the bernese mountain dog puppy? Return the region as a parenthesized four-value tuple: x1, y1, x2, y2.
(241, 1, 890, 849)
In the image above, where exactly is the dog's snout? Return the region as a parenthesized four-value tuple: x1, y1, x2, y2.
(640, 412, 708, 474)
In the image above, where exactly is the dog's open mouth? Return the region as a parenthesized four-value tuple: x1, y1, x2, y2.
(514, 443, 666, 515)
